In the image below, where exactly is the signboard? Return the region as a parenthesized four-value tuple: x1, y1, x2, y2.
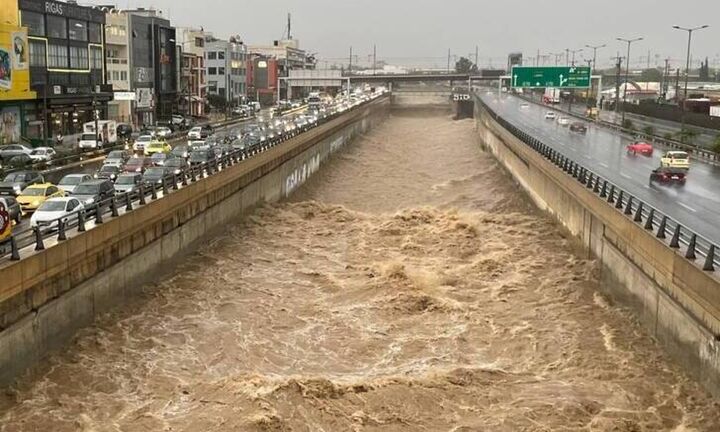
(511, 66, 591, 89)
(0, 106, 21, 144)
(114, 91, 136, 101)
(710, 105, 720, 118)
(135, 88, 154, 109)
(0, 24, 34, 100)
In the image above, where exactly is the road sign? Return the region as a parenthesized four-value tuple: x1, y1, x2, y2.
(511, 66, 591, 89)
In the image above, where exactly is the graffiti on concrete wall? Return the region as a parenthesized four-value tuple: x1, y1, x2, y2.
(285, 153, 320, 197)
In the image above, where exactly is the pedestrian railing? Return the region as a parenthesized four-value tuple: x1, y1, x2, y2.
(477, 94, 719, 273)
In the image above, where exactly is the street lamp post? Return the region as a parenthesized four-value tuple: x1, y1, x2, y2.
(566, 49, 583, 113)
(672, 24, 709, 131)
(569, 48, 583, 66)
(616, 37, 643, 125)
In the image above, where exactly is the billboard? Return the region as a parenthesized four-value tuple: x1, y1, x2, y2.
(0, 106, 21, 145)
(0, 24, 34, 100)
(135, 88, 154, 109)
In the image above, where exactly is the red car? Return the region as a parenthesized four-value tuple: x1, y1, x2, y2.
(626, 141, 653, 156)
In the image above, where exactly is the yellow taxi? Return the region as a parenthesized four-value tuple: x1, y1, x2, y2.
(0, 202, 11, 246)
(144, 139, 172, 156)
(17, 183, 65, 213)
(660, 151, 690, 170)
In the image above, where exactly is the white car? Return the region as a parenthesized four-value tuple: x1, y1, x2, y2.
(78, 133, 103, 149)
(557, 117, 571, 126)
(29, 147, 57, 163)
(57, 174, 93, 194)
(187, 127, 203, 140)
(30, 197, 84, 229)
(155, 126, 173, 138)
(133, 135, 153, 152)
(545, 111, 557, 120)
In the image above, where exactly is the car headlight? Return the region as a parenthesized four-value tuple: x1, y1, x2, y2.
(32, 200, 40, 207)
(85, 198, 95, 205)
(136, 168, 142, 173)
(13, 185, 21, 192)
(111, 174, 117, 180)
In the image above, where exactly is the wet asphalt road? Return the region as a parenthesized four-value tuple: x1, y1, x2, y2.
(481, 92, 720, 245)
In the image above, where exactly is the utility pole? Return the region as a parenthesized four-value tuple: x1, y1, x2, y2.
(349, 46, 352, 75)
(287, 13, 292, 39)
(447, 48, 451, 73)
(373, 44, 377, 75)
(475, 45, 479, 71)
(565, 48, 570, 65)
(661, 58, 670, 100)
(585, 44, 606, 72)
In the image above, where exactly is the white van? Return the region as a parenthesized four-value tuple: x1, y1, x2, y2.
(82, 120, 118, 148)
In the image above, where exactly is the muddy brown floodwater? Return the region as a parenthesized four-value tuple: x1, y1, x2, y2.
(1, 108, 719, 431)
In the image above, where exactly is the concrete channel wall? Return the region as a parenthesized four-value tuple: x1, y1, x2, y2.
(474, 100, 720, 396)
(0, 95, 390, 385)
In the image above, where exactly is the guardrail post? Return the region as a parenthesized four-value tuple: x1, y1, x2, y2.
(586, 173, 594, 188)
(607, 185, 615, 204)
(9, 236, 20, 260)
(599, 181, 608, 198)
(161, 177, 169, 195)
(78, 210, 86, 232)
(593, 177, 601, 193)
(634, 202, 644, 223)
(181, 169, 188, 186)
(34, 226, 44, 251)
(190, 165, 197, 182)
(656, 216, 667, 239)
(125, 192, 133, 212)
(615, 190, 624, 209)
(57, 219, 67, 241)
(644, 209, 655, 230)
(138, 183, 146, 205)
(151, 181, 158, 200)
(624, 196, 633, 215)
(95, 203, 104, 224)
(670, 224, 682, 249)
(703, 245, 716, 272)
(685, 234, 697, 260)
(172, 174, 179, 190)
(110, 197, 119, 217)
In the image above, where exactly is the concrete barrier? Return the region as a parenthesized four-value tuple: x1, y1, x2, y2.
(0, 95, 390, 385)
(474, 99, 720, 396)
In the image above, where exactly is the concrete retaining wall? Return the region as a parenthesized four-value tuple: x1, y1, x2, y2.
(474, 102, 720, 396)
(0, 96, 390, 385)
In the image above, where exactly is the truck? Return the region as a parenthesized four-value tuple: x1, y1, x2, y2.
(80, 120, 118, 149)
(543, 88, 561, 104)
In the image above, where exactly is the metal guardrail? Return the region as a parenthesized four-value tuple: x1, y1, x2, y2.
(477, 94, 719, 273)
(0, 96, 382, 263)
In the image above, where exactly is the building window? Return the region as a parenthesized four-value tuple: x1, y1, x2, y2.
(194, 37, 204, 48)
(207, 51, 216, 60)
(120, 71, 127, 81)
(208, 81, 217, 92)
(88, 23, 102, 43)
(218, 51, 225, 60)
(112, 71, 119, 81)
(20, 11, 45, 36)
(107, 25, 126, 37)
(90, 46, 103, 69)
(29, 40, 46, 67)
(48, 43, 68, 68)
(208, 67, 217, 75)
(218, 67, 225, 75)
(68, 20, 87, 41)
(47, 16, 67, 39)
(69, 46, 89, 69)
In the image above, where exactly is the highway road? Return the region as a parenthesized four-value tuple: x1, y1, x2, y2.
(480, 92, 720, 245)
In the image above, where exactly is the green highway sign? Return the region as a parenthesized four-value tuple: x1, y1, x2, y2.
(511, 66, 591, 88)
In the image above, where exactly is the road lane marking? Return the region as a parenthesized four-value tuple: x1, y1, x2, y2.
(620, 173, 632, 180)
(599, 162, 609, 169)
(678, 202, 697, 213)
(584, 155, 592, 160)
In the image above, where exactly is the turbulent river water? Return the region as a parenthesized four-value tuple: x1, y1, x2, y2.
(1, 108, 719, 431)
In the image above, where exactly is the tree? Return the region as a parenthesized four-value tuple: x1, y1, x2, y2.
(640, 68, 662, 82)
(455, 57, 478, 74)
(699, 57, 710, 81)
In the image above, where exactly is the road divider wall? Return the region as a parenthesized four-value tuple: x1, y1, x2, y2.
(474, 95, 720, 396)
(0, 95, 390, 385)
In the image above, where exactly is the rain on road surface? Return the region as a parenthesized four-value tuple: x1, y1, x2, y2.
(1, 107, 718, 431)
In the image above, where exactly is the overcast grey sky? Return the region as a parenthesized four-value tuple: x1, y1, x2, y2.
(91, 0, 720, 69)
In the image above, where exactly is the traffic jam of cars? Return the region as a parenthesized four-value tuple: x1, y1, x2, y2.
(0, 87, 386, 258)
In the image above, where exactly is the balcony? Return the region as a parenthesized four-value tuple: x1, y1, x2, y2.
(107, 58, 129, 65)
